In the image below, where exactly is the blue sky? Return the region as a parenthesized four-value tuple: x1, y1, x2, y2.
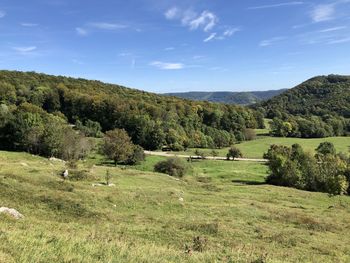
(0, 0, 350, 92)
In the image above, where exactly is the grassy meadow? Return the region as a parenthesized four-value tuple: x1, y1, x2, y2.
(162, 136, 350, 159)
(1, 151, 350, 262)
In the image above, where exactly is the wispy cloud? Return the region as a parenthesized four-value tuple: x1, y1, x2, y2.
(223, 27, 240, 37)
(0, 10, 6, 18)
(203, 33, 217, 42)
(165, 7, 218, 32)
(118, 52, 133, 57)
(88, 22, 128, 30)
(248, 2, 304, 10)
(203, 27, 241, 42)
(150, 61, 184, 70)
(164, 47, 175, 51)
(188, 11, 217, 32)
(311, 4, 335, 22)
(259, 37, 286, 47)
(76, 22, 128, 36)
(12, 46, 37, 53)
(21, 23, 39, 27)
(165, 7, 179, 20)
(318, 26, 346, 32)
(76, 27, 88, 36)
(328, 37, 350, 44)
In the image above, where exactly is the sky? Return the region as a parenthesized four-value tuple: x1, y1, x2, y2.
(0, 0, 350, 93)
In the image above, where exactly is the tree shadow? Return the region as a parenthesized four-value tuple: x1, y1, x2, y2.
(231, 179, 266, 186)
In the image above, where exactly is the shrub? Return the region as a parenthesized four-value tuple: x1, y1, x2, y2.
(102, 129, 134, 165)
(154, 157, 187, 177)
(226, 146, 243, 160)
(195, 149, 207, 159)
(243, 128, 256, 141)
(125, 145, 145, 165)
(68, 170, 91, 181)
(316, 142, 336, 156)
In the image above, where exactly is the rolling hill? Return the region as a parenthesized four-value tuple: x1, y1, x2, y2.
(254, 75, 350, 138)
(164, 89, 286, 105)
(0, 70, 264, 153)
(257, 75, 350, 118)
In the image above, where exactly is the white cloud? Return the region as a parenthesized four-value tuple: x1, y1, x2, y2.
(21, 23, 39, 27)
(203, 33, 217, 42)
(150, 61, 184, 70)
(76, 27, 88, 36)
(311, 4, 335, 22)
(165, 7, 217, 32)
(223, 27, 241, 37)
(188, 11, 217, 32)
(118, 52, 132, 57)
(259, 37, 286, 47)
(248, 2, 304, 10)
(193, 55, 205, 60)
(165, 7, 179, 20)
(0, 10, 6, 18)
(318, 26, 346, 32)
(203, 27, 241, 42)
(328, 37, 350, 44)
(12, 46, 37, 53)
(88, 22, 127, 30)
(164, 47, 175, 51)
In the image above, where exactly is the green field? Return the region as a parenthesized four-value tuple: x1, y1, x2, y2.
(164, 136, 350, 159)
(1, 151, 350, 262)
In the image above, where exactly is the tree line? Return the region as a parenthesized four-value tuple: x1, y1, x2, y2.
(264, 142, 350, 195)
(0, 70, 264, 158)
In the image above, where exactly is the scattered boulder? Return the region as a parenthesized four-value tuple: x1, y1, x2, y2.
(62, 169, 69, 179)
(92, 183, 115, 187)
(49, 157, 66, 163)
(0, 207, 24, 219)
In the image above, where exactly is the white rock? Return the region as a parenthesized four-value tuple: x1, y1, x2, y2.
(20, 162, 28, 167)
(0, 207, 24, 219)
(178, 197, 184, 202)
(49, 157, 65, 163)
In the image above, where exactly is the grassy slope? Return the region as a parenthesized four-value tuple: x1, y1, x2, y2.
(1, 152, 350, 262)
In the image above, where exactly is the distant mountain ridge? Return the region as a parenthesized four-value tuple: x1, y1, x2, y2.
(164, 89, 287, 105)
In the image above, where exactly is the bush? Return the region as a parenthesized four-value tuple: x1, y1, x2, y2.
(154, 157, 187, 177)
(226, 146, 243, 160)
(243, 128, 256, 141)
(195, 149, 207, 159)
(125, 145, 145, 165)
(316, 142, 336, 156)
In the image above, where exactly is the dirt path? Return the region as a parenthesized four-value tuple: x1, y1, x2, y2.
(144, 151, 268, 163)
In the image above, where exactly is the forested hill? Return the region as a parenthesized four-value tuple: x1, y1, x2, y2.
(254, 75, 350, 138)
(0, 70, 264, 153)
(164, 89, 286, 105)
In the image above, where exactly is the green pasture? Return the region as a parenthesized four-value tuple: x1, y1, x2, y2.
(0, 151, 350, 262)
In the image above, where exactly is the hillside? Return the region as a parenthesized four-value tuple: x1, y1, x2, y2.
(254, 75, 350, 138)
(0, 70, 264, 153)
(1, 151, 350, 262)
(258, 75, 350, 118)
(164, 89, 286, 105)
